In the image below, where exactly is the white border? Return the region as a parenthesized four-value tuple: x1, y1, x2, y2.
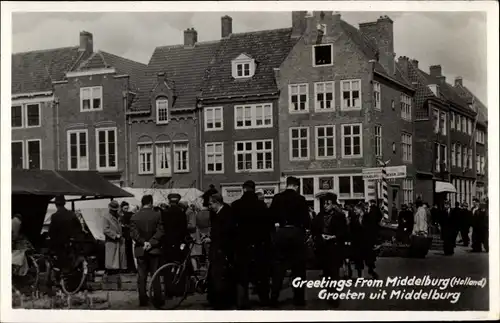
(1, 1, 499, 322)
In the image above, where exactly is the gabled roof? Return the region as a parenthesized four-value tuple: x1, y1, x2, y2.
(11, 46, 85, 94)
(200, 28, 297, 99)
(131, 40, 219, 111)
(74, 51, 147, 91)
(454, 84, 488, 124)
(401, 60, 440, 112)
(418, 70, 470, 111)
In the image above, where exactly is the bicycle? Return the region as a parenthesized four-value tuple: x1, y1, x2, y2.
(12, 250, 40, 296)
(148, 236, 210, 310)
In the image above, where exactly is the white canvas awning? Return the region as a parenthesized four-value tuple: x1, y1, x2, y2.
(435, 181, 457, 193)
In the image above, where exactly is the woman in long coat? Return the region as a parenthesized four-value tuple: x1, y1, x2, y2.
(103, 201, 127, 274)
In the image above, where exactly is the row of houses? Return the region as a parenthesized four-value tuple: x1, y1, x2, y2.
(11, 11, 488, 211)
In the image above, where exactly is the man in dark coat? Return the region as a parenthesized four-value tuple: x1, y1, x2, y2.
(397, 204, 414, 243)
(268, 176, 311, 307)
(120, 201, 136, 273)
(48, 195, 85, 271)
(350, 203, 380, 279)
(311, 192, 348, 306)
(162, 193, 189, 263)
(459, 202, 472, 247)
(471, 198, 488, 252)
(231, 180, 274, 309)
(206, 193, 237, 309)
(130, 194, 164, 307)
(440, 201, 458, 256)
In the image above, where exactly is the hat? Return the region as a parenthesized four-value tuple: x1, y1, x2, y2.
(54, 195, 66, 205)
(256, 188, 264, 195)
(168, 193, 181, 201)
(242, 180, 256, 190)
(323, 192, 338, 204)
(109, 200, 120, 211)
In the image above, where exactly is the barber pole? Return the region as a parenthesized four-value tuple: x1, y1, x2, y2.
(378, 159, 391, 221)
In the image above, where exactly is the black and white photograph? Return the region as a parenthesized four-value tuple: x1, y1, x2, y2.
(1, 1, 498, 321)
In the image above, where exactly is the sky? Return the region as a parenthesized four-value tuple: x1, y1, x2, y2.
(12, 11, 487, 102)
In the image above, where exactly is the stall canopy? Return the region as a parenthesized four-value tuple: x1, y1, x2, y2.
(435, 181, 457, 193)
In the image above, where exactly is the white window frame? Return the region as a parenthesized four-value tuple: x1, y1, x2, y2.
(67, 129, 89, 171)
(11, 140, 24, 169)
(451, 143, 456, 167)
(402, 178, 414, 205)
(341, 123, 363, 158)
(456, 114, 462, 131)
(204, 106, 224, 131)
(480, 155, 485, 174)
(289, 127, 310, 161)
(476, 154, 480, 174)
(450, 112, 455, 130)
(12, 105, 24, 129)
(442, 144, 447, 170)
(205, 142, 224, 174)
(401, 133, 412, 163)
(315, 125, 336, 159)
(456, 144, 462, 168)
(440, 111, 447, 135)
(80, 86, 103, 112)
(288, 83, 309, 113)
(373, 81, 381, 111)
(462, 146, 467, 170)
(173, 141, 190, 173)
(156, 98, 169, 124)
(26, 139, 42, 170)
(432, 108, 440, 133)
(138, 143, 154, 175)
(468, 148, 473, 169)
(314, 81, 335, 112)
(25, 103, 41, 128)
(461, 116, 467, 133)
(375, 125, 382, 157)
(467, 119, 473, 136)
(234, 103, 273, 129)
(340, 79, 362, 111)
(312, 44, 334, 67)
(401, 93, 412, 121)
(232, 58, 255, 79)
(155, 142, 172, 176)
(234, 139, 274, 173)
(95, 127, 118, 172)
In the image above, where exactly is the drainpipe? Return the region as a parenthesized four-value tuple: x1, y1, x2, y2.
(55, 97, 61, 170)
(196, 105, 203, 190)
(123, 90, 129, 187)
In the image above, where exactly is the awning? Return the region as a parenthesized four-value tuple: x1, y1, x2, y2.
(12, 169, 133, 198)
(435, 181, 457, 193)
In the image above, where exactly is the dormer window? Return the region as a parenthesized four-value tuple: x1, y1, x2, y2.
(232, 53, 255, 79)
(156, 97, 169, 124)
(428, 84, 439, 97)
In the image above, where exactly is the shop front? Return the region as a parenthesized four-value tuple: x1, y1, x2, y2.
(221, 182, 279, 206)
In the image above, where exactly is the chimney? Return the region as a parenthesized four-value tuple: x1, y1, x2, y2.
(410, 59, 419, 69)
(398, 56, 409, 78)
(359, 15, 395, 74)
(221, 15, 232, 38)
(455, 76, 463, 87)
(79, 31, 93, 53)
(184, 28, 198, 47)
(429, 65, 442, 77)
(291, 11, 307, 38)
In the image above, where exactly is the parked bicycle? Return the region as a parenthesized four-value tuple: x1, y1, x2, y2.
(149, 236, 210, 310)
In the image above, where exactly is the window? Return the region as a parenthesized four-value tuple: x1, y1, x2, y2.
(236, 62, 251, 77)
(442, 144, 447, 171)
(289, 84, 308, 112)
(338, 175, 365, 199)
(375, 125, 382, 157)
(434, 142, 440, 172)
(456, 115, 461, 131)
(12, 106, 23, 128)
(401, 93, 412, 121)
(468, 148, 473, 169)
(342, 124, 362, 158)
(341, 80, 361, 110)
(204, 107, 223, 131)
(462, 146, 467, 170)
(313, 44, 333, 66)
(96, 127, 117, 171)
(476, 129, 485, 144)
(476, 154, 480, 174)
(67, 130, 89, 170)
(12, 141, 24, 169)
(461, 116, 466, 133)
(403, 179, 414, 205)
(235, 140, 273, 172)
(156, 142, 171, 176)
(231, 55, 255, 79)
(451, 144, 456, 167)
(373, 81, 381, 110)
(26, 104, 41, 127)
(173, 142, 189, 173)
(138, 144, 153, 174)
(440, 111, 447, 135)
(156, 98, 169, 124)
(290, 127, 310, 160)
(433, 108, 440, 133)
(314, 82, 334, 111)
(205, 142, 224, 174)
(456, 144, 462, 168)
(80, 86, 103, 111)
(235, 103, 272, 129)
(315, 125, 335, 159)
(26, 139, 41, 169)
(401, 133, 412, 163)
(450, 112, 455, 130)
(467, 119, 473, 135)
(480, 156, 485, 174)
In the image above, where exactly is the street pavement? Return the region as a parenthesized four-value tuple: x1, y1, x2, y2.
(100, 246, 489, 311)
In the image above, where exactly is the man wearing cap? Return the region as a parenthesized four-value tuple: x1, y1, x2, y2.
(231, 180, 274, 309)
(268, 176, 311, 307)
(103, 200, 127, 274)
(471, 198, 488, 252)
(48, 195, 85, 271)
(162, 193, 190, 263)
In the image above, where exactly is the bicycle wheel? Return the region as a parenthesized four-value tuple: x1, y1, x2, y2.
(60, 257, 88, 295)
(12, 255, 39, 295)
(149, 263, 189, 310)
